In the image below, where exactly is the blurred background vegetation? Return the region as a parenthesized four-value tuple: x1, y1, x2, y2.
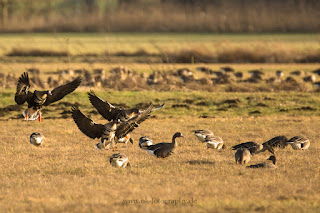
(0, 0, 319, 33)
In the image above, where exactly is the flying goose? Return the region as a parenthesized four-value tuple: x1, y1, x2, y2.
(139, 136, 153, 149)
(287, 136, 310, 150)
(71, 104, 153, 151)
(88, 90, 164, 123)
(193, 129, 214, 143)
(144, 132, 184, 158)
(247, 156, 277, 169)
(109, 153, 131, 168)
(262, 135, 288, 149)
(15, 72, 82, 122)
(231, 141, 274, 155)
(235, 148, 251, 164)
(204, 135, 225, 150)
(30, 132, 45, 146)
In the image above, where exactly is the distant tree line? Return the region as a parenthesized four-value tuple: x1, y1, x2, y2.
(0, 0, 319, 32)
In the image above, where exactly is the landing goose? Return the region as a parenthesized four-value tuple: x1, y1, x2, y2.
(15, 72, 82, 121)
(139, 136, 153, 149)
(287, 136, 310, 150)
(30, 132, 45, 146)
(71, 104, 153, 151)
(235, 148, 251, 164)
(193, 129, 214, 143)
(145, 132, 183, 158)
(231, 141, 274, 155)
(247, 156, 277, 169)
(88, 90, 164, 123)
(204, 135, 224, 150)
(109, 153, 131, 168)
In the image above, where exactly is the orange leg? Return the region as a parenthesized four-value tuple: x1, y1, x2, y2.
(24, 109, 30, 120)
(38, 111, 43, 122)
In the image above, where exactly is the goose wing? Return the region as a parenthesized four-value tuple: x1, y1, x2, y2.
(115, 104, 153, 139)
(71, 106, 105, 139)
(88, 90, 119, 121)
(44, 76, 82, 106)
(15, 72, 33, 105)
(153, 143, 174, 158)
(263, 136, 288, 148)
(231, 141, 258, 150)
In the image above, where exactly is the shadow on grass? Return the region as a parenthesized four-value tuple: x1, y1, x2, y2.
(188, 160, 215, 165)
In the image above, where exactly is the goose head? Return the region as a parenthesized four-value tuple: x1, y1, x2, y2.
(30, 132, 44, 146)
(173, 132, 184, 138)
(109, 153, 130, 168)
(267, 155, 276, 165)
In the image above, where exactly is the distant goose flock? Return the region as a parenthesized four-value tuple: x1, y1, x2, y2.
(15, 72, 311, 169)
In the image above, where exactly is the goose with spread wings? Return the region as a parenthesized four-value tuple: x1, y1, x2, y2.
(88, 90, 164, 122)
(71, 104, 154, 151)
(15, 72, 82, 121)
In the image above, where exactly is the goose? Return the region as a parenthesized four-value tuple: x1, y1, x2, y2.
(235, 148, 251, 164)
(88, 90, 164, 123)
(231, 141, 274, 155)
(71, 104, 154, 151)
(15, 72, 82, 122)
(262, 135, 288, 149)
(30, 132, 45, 146)
(247, 156, 277, 169)
(193, 129, 214, 143)
(287, 136, 310, 150)
(204, 135, 225, 150)
(139, 136, 153, 149)
(145, 132, 184, 158)
(109, 153, 131, 168)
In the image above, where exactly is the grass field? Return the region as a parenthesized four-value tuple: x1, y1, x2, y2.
(0, 33, 320, 212)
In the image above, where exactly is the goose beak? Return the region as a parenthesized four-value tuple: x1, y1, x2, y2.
(48, 91, 52, 95)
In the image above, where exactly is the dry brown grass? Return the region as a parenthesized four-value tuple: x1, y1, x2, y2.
(0, 115, 319, 212)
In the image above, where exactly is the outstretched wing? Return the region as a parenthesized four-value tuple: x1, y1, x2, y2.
(88, 90, 118, 121)
(71, 106, 105, 139)
(44, 76, 82, 106)
(15, 72, 32, 105)
(116, 104, 153, 139)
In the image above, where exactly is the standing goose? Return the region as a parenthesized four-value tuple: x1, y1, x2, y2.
(145, 132, 184, 158)
(30, 132, 45, 146)
(88, 90, 164, 122)
(109, 153, 131, 168)
(262, 135, 288, 149)
(193, 129, 214, 143)
(287, 136, 310, 150)
(246, 156, 277, 169)
(71, 104, 154, 151)
(15, 72, 82, 121)
(204, 135, 225, 150)
(139, 136, 153, 149)
(235, 148, 251, 164)
(231, 141, 274, 155)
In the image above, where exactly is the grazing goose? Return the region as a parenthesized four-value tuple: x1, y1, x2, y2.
(15, 72, 82, 122)
(109, 153, 131, 168)
(88, 90, 164, 123)
(139, 136, 153, 149)
(145, 132, 184, 158)
(71, 104, 154, 151)
(231, 141, 274, 155)
(235, 148, 251, 164)
(287, 136, 310, 150)
(247, 156, 277, 169)
(30, 132, 45, 146)
(262, 135, 288, 149)
(193, 129, 214, 143)
(204, 135, 225, 150)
